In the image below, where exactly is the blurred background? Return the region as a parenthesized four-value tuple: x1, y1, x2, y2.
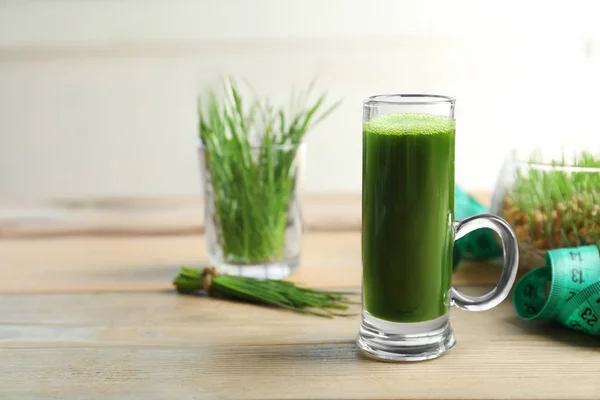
(1, 0, 599, 204)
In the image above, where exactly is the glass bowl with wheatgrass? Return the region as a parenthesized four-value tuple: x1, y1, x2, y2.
(490, 150, 600, 271)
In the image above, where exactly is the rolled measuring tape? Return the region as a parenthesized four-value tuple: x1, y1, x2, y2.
(513, 244, 600, 336)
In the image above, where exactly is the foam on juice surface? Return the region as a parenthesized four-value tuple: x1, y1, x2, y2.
(364, 113, 455, 136)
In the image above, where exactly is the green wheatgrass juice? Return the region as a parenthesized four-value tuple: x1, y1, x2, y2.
(362, 113, 456, 323)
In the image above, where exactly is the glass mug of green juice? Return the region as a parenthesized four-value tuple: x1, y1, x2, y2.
(356, 94, 519, 362)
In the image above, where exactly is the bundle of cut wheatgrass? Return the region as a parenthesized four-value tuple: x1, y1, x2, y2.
(173, 266, 358, 317)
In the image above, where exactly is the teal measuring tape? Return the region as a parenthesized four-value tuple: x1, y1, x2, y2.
(453, 186, 503, 268)
(513, 244, 600, 336)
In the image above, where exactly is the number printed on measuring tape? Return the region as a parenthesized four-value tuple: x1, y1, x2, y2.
(513, 266, 552, 320)
(514, 245, 600, 336)
(545, 246, 600, 318)
(571, 267, 585, 283)
(556, 281, 600, 335)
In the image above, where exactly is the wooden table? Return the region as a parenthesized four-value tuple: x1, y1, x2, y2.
(0, 195, 598, 399)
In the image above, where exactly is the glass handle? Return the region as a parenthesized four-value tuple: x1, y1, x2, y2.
(450, 214, 519, 311)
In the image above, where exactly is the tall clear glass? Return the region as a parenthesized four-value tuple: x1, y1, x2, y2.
(199, 143, 304, 280)
(356, 94, 520, 361)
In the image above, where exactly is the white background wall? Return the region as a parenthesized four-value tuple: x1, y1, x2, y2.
(1, 0, 600, 201)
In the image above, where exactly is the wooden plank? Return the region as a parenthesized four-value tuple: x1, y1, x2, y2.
(0, 232, 507, 294)
(0, 290, 577, 348)
(6, 344, 598, 400)
(0, 192, 490, 238)
(0, 194, 361, 238)
(0, 291, 597, 399)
